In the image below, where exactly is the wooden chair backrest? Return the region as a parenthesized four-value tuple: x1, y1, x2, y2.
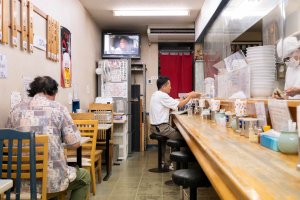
(88, 103, 114, 141)
(73, 120, 98, 162)
(0, 129, 48, 200)
(70, 112, 94, 120)
(88, 103, 114, 123)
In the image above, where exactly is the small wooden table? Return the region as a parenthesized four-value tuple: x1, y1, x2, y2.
(98, 124, 113, 181)
(76, 137, 91, 167)
(65, 136, 90, 167)
(0, 179, 13, 194)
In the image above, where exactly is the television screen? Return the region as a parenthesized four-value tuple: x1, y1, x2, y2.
(102, 32, 141, 59)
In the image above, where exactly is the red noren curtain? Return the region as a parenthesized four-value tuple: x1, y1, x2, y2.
(159, 54, 193, 98)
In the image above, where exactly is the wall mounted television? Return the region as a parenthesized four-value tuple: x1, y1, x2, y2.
(102, 32, 141, 59)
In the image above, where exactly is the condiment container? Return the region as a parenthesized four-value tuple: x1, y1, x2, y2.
(225, 111, 234, 128)
(242, 118, 259, 138)
(278, 131, 298, 154)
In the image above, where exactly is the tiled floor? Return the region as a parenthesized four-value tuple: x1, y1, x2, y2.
(91, 148, 219, 200)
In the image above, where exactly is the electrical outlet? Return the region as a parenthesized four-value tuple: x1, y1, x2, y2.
(147, 79, 152, 84)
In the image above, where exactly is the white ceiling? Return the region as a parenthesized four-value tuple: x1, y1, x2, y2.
(79, 0, 205, 33)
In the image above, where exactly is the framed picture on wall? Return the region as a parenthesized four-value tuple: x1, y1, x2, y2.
(61, 26, 72, 88)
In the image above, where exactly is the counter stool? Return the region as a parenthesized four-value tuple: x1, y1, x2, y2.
(165, 149, 195, 186)
(172, 169, 210, 200)
(166, 139, 187, 169)
(170, 150, 195, 170)
(166, 139, 187, 151)
(149, 133, 170, 173)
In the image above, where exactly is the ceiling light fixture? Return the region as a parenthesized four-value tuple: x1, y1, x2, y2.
(113, 10, 190, 17)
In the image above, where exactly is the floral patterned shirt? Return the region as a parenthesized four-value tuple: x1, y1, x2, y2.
(6, 93, 81, 193)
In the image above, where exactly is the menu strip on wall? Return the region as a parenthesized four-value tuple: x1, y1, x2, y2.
(53, 19, 57, 61)
(10, 0, 17, 47)
(21, 0, 27, 51)
(55, 20, 59, 61)
(46, 15, 50, 58)
(2, 0, 8, 44)
(51, 17, 54, 60)
(28, 1, 33, 52)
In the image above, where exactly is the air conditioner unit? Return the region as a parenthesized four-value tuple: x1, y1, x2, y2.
(147, 24, 195, 42)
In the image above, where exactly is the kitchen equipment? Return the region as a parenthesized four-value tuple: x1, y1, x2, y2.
(247, 45, 276, 97)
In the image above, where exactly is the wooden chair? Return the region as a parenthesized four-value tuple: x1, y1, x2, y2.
(67, 120, 99, 196)
(70, 113, 103, 184)
(0, 129, 48, 200)
(88, 103, 114, 177)
(70, 113, 94, 120)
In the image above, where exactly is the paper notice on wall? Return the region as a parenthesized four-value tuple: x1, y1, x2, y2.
(268, 99, 291, 131)
(255, 102, 267, 127)
(103, 82, 127, 97)
(11, 91, 22, 109)
(33, 34, 46, 51)
(0, 54, 8, 78)
(22, 76, 33, 93)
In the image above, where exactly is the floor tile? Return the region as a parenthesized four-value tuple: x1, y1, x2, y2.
(90, 149, 219, 200)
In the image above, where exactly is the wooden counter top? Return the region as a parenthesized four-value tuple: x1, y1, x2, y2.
(173, 114, 300, 200)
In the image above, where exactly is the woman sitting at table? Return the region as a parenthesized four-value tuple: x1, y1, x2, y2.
(6, 76, 90, 200)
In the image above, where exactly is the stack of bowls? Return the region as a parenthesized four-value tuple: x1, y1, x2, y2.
(246, 45, 276, 97)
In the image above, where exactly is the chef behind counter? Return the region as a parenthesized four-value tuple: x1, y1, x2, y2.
(273, 36, 300, 99)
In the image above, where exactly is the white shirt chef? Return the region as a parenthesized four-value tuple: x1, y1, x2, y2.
(285, 65, 300, 99)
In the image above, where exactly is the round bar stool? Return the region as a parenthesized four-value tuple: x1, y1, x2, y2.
(172, 169, 211, 200)
(166, 139, 187, 169)
(166, 139, 187, 151)
(148, 133, 170, 173)
(165, 148, 195, 186)
(170, 150, 195, 170)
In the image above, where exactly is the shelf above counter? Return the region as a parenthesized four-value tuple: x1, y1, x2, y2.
(215, 98, 300, 108)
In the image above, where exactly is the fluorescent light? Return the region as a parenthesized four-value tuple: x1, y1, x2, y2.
(113, 10, 190, 16)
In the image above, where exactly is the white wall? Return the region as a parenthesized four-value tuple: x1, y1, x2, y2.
(0, 0, 101, 127)
(139, 34, 158, 113)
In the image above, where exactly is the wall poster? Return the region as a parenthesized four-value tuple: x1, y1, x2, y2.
(61, 26, 72, 88)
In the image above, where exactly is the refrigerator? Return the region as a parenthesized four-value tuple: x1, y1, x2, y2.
(97, 59, 132, 155)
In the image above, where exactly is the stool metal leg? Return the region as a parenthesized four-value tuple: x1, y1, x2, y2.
(149, 140, 170, 173)
(183, 162, 188, 169)
(176, 161, 181, 170)
(190, 187, 197, 200)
